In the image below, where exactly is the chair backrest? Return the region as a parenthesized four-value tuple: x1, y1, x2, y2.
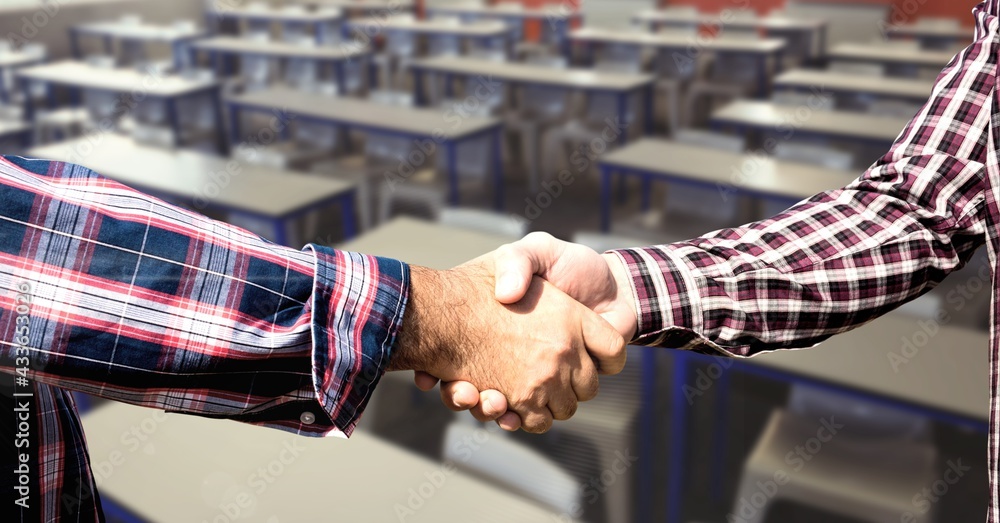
(294, 120, 338, 150)
(828, 61, 885, 77)
(674, 128, 746, 152)
(435, 132, 494, 180)
(710, 48, 760, 82)
(773, 142, 854, 170)
(521, 84, 569, 118)
(438, 208, 527, 237)
(134, 98, 167, 125)
(442, 422, 581, 515)
(788, 385, 931, 441)
(241, 55, 272, 89)
(772, 90, 835, 110)
(428, 34, 462, 57)
(667, 129, 747, 223)
(131, 124, 175, 149)
(598, 42, 643, 71)
(386, 30, 417, 57)
(284, 57, 319, 89)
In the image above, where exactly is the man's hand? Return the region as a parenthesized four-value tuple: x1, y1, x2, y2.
(390, 255, 626, 433)
(414, 233, 639, 431)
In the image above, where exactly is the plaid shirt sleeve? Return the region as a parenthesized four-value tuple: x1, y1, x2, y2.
(610, 4, 995, 357)
(0, 155, 409, 438)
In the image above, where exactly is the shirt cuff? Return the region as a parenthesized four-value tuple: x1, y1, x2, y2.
(308, 245, 409, 436)
(609, 246, 732, 356)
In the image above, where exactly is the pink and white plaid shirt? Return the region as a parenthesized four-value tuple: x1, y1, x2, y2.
(613, 1, 1000, 519)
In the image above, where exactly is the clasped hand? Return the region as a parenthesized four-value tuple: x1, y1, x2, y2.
(389, 233, 638, 434)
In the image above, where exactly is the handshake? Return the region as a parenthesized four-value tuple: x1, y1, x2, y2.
(388, 232, 638, 434)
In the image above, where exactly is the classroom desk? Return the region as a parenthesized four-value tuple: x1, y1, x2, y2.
(225, 85, 504, 208)
(0, 119, 31, 147)
(304, 0, 416, 15)
(568, 27, 786, 96)
(426, 3, 583, 54)
(827, 42, 954, 72)
(16, 60, 224, 150)
(885, 23, 974, 48)
(596, 138, 857, 231)
(28, 134, 358, 244)
(631, 9, 828, 57)
(189, 36, 370, 92)
(80, 400, 571, 523)
(345, 16, 511, 50)
(710, 99, 909, 147)
(407, 55, 656, 137)
(207, 6, 344, 44)
(774, 68, 934, 102)
(70, 21, 205, 68)
(0, 50, 46, 103)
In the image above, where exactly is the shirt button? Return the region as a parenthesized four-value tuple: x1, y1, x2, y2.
(300, 412, 315, 425)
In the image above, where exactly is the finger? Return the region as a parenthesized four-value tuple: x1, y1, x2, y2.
(570, 355, 601, 403)
(547, 395, 579, 422)
(470, 390, 508, 422)
(519, 407, 554, 434)
(581, 310, 628, 375)
(413, 371, 440, 391)
(493, 243, 537, 304)
(497, 411, 522, 432)
(439, 381, 481, 411)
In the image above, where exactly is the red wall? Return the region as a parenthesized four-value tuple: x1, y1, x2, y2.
(662, 0, 978, 28)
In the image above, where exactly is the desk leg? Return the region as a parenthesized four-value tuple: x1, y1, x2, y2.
(492, 127, 504, 211)
(666, 350, 693, 523)
(166, 98, 181, 147)
(710, 365, 733, 503)
(641, 174, 651, 211)
(0, 67, 7, 105)
(757, 55, 767, 98)
(213, 88, 228, 155)
(446, 140, 458, 206)
(444, 73, 453, 100)
(600, 164, 612, 232)
(20, 78, 34, 123)
(413, 69, 425, 106)
(617, 92, 629, 145)
(70, 29, 82, 59)
(334, 60, 346, 94)
(103, 35, 113, 56)
(644, 84, 654, 135)
(228, 103, 241, 145)
(638, 345, 657, 523)
(341, 192, 357, 240)
(272, 217, 290, 247)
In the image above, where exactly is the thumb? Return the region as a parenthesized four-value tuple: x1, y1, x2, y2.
(580, 309, 627, 376)
(493, 244, 537, 304)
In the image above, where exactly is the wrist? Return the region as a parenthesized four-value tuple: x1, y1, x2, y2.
(391, 266, 451, 373)
(602, 252, 639, 341)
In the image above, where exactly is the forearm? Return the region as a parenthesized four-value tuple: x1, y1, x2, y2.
(0, 157, 408, 436)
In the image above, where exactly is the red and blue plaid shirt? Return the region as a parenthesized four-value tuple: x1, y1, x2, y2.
(612, 1, 1000, 519)
(0, 156, 409, 521)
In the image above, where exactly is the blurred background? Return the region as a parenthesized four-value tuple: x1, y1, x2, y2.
(0, 0, 990, 521)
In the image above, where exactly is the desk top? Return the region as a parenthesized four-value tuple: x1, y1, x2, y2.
(80, 401, 568, 522)
(210, 6, 344, 22)
(347, 16, 509, 36)
(774, 68, 933, 100)
(28, 135, 355, 218)
(229, 85, 500, 139)
(632, 9, 827, 31)
(410, 55, 655, 91)
(753, 313, 988, 420)
(0, 50, 45, 68)
(570, 27, 787, 54)
(191, 36, 366, 60)
(886, 23, 973, 40)
(73, 21, 205, 42)
(599, 138, 857, 201)
(16, 60, 218, 97)
(427, 3, 583, 20)
(828, 42, 954, 67)
(711, 99, 909, 143)
(339, 216, 514, 268)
